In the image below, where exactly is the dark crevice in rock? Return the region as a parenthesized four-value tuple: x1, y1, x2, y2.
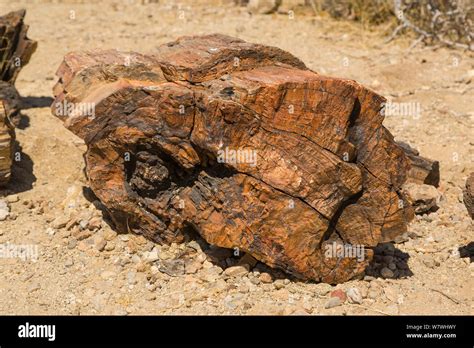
(321, 189, 363, 246)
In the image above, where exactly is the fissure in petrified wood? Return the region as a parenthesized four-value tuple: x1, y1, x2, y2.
(52, 34, 414, 283)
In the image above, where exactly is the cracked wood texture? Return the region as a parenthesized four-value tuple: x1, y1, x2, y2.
(0, 9, 37, 185)
(52, 34, 414, 283)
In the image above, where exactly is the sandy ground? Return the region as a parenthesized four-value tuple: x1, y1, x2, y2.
(0, 0, 472, 315)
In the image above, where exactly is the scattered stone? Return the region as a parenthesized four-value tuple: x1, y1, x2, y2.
(143, 250, 160, 263)
(273, 279, 286, 290)
(238, 283, 250, 293)
(104, 229, 118, 241)
(223, 264, 249, 277)
(186, 240, 202, 252)
(6, 194, 19, 203)
(0, 199, 10, 221)
(199, 266, 223, 282)
(271, 288, 289, 302)
(94, 237, 107, 251)
(346, 287, 363, 304)
(135, 262, 148, 272)
(104, 241, 115, 251)
(301, 301, 313, 313)
(383, 286, 401, 303)
(358, 285, 368, 299)
(224, 293, 244, 310)
(52, 216, 69, 229)
(88, 216, 102, 230)
(159, 259, 185, 277)
(330, 289, 347, 302)
(249, 276, 261, 285)
(67, 239, 77, 249)
(46, 227, 55, 236)
(368, 288, 381, 300)
(325, 296, 342, 309)
(380, 267, 394, 279)
(423, 256, 440, 268)
(259, 272, 273, 283)
(72, 228, 93, 241)
(247, 0, 281, 14)
(316, 283, 333, 296)
(159, 250, 174, 260)
(403, 183, 441, 214)
(237, 253, 258, 268)
(184, 258, 203, 274)
(79, 219, 89, 230)
(145, 282, 157, 292)
(65, 215, 79, 230)
(127, 271, 137, 285)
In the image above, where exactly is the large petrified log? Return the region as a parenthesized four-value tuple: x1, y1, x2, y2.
(52, 34, 414, 283)
(0, 9, 37, 185)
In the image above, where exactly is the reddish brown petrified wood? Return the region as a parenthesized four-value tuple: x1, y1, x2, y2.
(52, 34, 414, 283)
(0, 9, 37, 185)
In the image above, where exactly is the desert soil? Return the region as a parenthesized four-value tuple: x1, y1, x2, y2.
(0, 0, 472, 315)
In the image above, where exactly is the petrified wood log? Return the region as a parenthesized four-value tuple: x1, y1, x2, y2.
(0, 101, 14, 186)
(397, 141, 440, 187)
(0, 9, 37, 185)
(464, 172, 474, 219)
(0, 9, 37, 84)
(52, 34, 414, 283)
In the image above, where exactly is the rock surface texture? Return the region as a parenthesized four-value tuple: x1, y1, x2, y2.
(52, 34, 414, 283)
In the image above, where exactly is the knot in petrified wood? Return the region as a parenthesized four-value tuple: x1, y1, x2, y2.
(52, 34, 414, 283)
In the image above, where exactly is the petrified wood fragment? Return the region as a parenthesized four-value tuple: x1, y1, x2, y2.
(397, 141, 440, 187)
(464, 172, 474, 219)
(52, 34, 414, 283)
(0, 9, 37, 185)
(0, 9, 37, 84)
(0, 101, 14, 185)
